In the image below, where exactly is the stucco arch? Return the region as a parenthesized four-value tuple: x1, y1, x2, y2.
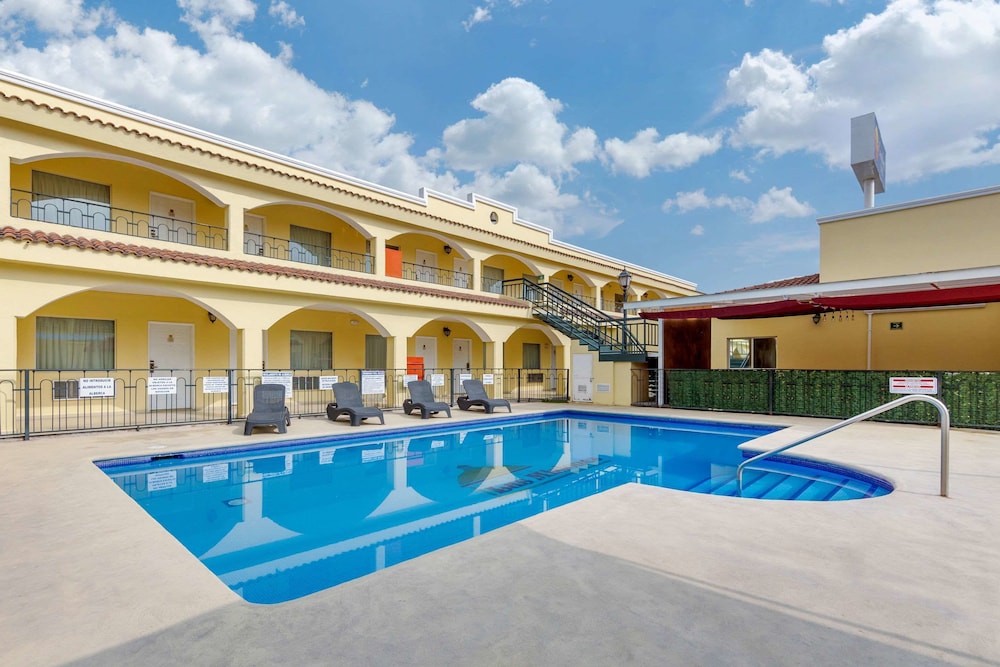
(385, 231, 471, 260)
(251, 200, 373, 239)
(13, 152, 226, 207)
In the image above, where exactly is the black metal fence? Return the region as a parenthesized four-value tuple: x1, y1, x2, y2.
(632, 368, 1000, 429)
(0, 367, 568, 439)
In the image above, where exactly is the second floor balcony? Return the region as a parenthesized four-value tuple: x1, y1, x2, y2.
(244, 233, 374, 274)
(10, 189, 228, 250)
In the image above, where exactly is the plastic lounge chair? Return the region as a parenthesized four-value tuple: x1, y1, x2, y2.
(327, 381, 385, 426)
(244, 383, 291, 435)
(403, 380, 452, 419)
(457, 379, 512, 414)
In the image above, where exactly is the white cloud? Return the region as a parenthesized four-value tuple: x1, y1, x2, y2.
(0, 0, 112, 36)
(730, 169, 751, 183)
(690, 224, 705, 236)
(463, 6, 492, 30)
(269, 0, 304, 28)
(434, 78, 598, 174)
(603, 128, 722, 178)
(723, 0, 1000, 182)
(732, 232, 819, 264)
(468, 164, 622, 237)
(663, 186, 813, 223)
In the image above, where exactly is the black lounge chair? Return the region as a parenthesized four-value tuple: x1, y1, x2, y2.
(327, 382, 385, 426)
(244, 383, 291, 435)
(403, 380, 452, 419)
(457, 379, 512, 414)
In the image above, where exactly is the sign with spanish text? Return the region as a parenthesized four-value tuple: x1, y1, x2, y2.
(202, 377, 229, 394)
(889, 377, 938, 395)
(430, 373, 445, 387)
(361, 370, 385, 395)
(78, 377, 115, 398)
(318, 375, 340, 391)
(262, 371, 293, 397)
(148, 376, 178, 395)
(482, 373, 494, 385)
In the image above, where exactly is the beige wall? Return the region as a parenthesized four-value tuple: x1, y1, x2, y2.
(820, 189, 1000, 281)
(711, 304, 1000, 371)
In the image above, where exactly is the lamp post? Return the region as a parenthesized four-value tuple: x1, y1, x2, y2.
(618, 267, 632, 350)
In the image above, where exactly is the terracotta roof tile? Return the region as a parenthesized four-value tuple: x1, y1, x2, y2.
(725, 273, 820, 293)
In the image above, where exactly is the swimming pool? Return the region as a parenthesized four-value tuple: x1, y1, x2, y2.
(97, 412, 891, 604)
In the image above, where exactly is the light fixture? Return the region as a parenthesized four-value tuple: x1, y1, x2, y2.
(489, 212, 499, 224)
(349, 319, 360, 326)
(443, 326, 452, 337)
(207, 311, 217, 324)
(567, 273, 574, 282)
(618, 267, 632, 294)
(812, 313, 822, 325)
(443, 245, 452, 254)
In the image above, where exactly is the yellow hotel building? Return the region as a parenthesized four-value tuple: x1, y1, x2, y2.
(0, 70, 697, 437)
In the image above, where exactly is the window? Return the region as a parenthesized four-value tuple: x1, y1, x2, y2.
(36, 317, 115, 370)
(365, 335, 387, 370)
(482, 265, 504, 293)
(728, 337, 776, 369)
(290, 225, 332, 266)
(290, 330, 332, 369)
(31, 171, 111, 231)
(522, 343, 541, 370)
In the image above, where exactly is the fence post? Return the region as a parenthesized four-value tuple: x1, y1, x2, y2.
(517, 368, 522, 403)
(768, 369, 776, 415)
(21, 369, 32, 440)
(227, 368, 234, 425)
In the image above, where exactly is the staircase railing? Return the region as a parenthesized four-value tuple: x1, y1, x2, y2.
(502, 278, 645, 359)
(736, 394, 950, 497)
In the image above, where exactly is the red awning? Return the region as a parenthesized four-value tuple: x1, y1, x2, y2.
(643, 283, 1000, 320)
(644, 300, 824, 320)
(813, 283, 1000, 310)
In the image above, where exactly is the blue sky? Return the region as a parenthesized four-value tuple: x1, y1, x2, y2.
(2, 0, 999, 293)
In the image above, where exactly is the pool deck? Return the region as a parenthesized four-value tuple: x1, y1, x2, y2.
(1, 405, 998, 666)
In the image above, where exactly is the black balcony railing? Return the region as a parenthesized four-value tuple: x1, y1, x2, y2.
(0, 367, 568, 439)
(243, 233, 374, 273)
(10, 189, 228, 250)
(401, 261, 472, 288)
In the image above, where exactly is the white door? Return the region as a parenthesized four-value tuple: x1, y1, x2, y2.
(244, 213, 265, 256)
(415, 336, 437, 376)
(453, 338, 471, 393)
(571, 353, 594, 402)
(415, 249, 437, 284)
(149, 322, 194, 410)
(150, 193, 195, 245)
(452, 257, 471, 289)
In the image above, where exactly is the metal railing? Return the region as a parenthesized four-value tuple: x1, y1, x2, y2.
(0, 367, 568, 439)
(736, 394, 950, 496)
(10, 189, 228, 250)
(243, 233, 373, 273)
(400, 262, 472, 289)
(503, 278, 647, 359)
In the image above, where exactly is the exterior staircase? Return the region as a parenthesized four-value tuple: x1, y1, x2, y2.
(503, 278, 650, 362)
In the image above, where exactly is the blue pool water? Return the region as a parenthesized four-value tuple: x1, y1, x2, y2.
(97, 412, 891, 604)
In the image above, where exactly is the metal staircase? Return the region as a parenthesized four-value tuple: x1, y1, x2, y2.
(502, 278, 649, 362)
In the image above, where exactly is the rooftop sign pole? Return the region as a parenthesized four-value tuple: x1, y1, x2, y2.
(850, 112, 886, 208)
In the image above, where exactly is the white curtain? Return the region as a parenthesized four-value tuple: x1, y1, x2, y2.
(290, 330, 332, 369)
(36, 317, 115, 370)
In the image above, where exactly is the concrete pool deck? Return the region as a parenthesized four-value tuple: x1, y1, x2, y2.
(1, 405, 997, 666)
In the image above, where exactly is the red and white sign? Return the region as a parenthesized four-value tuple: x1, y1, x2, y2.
(889, 376, 938, 395)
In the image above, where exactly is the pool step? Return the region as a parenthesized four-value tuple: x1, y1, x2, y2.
(685, 461, 887, 501)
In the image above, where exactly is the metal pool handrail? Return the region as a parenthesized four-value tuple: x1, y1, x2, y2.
(736, 394, 950, 497)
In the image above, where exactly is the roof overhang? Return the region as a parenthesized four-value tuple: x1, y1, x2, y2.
(636, 265, 1000, 320)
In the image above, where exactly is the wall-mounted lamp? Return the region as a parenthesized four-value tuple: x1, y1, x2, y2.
(812, 313, 822, 325)
(489, 212, 499, 224)
(443, 326, 452, 337)
(567, 273, 574, 282)
(207, 311, 217, 324)
(349, 319, 360, 326)
(443, 245, 452, 254)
